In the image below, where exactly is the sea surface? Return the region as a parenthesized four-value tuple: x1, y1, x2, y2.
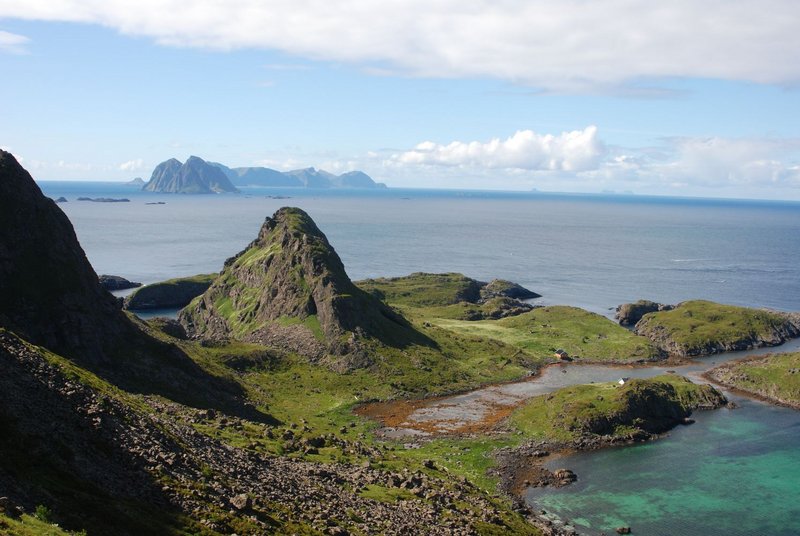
(38, 182, 800, 315)
(37, 181, 800, 535)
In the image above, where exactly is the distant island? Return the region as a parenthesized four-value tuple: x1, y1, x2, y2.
(124, 177, 145, 187)
(141, 155, 387, 194)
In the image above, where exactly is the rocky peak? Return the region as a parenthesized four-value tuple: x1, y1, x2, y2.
(0, 150, 129, 361)
(143, 156, 239, 194)
(180, 207, 426, 369)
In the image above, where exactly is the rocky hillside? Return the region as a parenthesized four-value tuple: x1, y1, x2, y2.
(0, 150, 260, 412)
(634, 300, 800, 357)
(180, 207, 429, 369)
(143, 156, 239, 194)
(0, 150, 132, 362)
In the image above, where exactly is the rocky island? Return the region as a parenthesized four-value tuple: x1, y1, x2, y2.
(143, 156, 239, 194)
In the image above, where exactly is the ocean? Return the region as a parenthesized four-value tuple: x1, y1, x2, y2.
(38, 181, 800, 535)
(38, 182, 800, 315)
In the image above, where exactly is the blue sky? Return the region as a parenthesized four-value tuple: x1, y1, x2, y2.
(1, 1, 800, 199)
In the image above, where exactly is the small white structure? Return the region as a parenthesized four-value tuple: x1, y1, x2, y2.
(618, 377, 631, 386)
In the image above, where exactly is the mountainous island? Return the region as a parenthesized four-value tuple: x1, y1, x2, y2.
(3, 148, 799, 535)
(141, 155, 386, 194)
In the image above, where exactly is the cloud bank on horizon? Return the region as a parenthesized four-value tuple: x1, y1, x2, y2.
(1, 0, 799, 197)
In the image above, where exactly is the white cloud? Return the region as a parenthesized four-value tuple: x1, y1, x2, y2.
(394, 126, 604, 171)
(1, 1, 799, 92)
(0, 30, 29, 54)
(118, 158, 144, 171)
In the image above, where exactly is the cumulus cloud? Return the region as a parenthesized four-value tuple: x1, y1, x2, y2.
(395, 127, 604, 171)
(576, 136, 800, 191)
(1, 1, 799, 91)
(371, 129, 800, 193)
(0, 30, 29, 54)
(118, 158, 144, 171)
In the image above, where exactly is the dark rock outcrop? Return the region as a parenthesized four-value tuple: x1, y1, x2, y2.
(99, 274, 142, 291)
(76, 197, 130, 203)
(124, 274, 216, 310)
(616, 300, 673, 326)
(0, 150, 261, 414)
(0, 150, 133, 362)
(143, 156, 239, 194)
(479, 279, 541, 301)
(180, 207, 430, 369)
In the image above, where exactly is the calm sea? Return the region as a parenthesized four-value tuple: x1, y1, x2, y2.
(38, 181, 800, 535)
(38, 182, 800, 315)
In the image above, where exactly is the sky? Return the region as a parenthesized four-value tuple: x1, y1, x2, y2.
(1, 1, 800, 199)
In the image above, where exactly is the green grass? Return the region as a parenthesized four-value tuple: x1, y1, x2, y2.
(635, 300, 793, 355)
(0, 513, 79, 536)
(358, 484, 418, 503)
(510, 375, 724, 442)
(709, 352, 800, 405)
(431, 306, 659, 362)
(356, 272, 481, 307)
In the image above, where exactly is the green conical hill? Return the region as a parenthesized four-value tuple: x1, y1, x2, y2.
(180, 207, 429, 368)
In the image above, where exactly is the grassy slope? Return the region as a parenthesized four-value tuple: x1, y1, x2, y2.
(125, 273, 216, 309)
(635, 300, 793, 354)
(357, 272, 481, 307)
(708, 352, 800, 406)
(0, 513, 78, 536)
(510, 375, 724, 442)
(431, 306, 659, 363)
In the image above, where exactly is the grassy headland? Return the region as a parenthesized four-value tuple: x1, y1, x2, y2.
(634, 300, 798, 357)
(707, 352, 800, 408)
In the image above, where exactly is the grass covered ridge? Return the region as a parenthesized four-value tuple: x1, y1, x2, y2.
(510, 375, 726, 442)
(707, 352, 800, 407)
(431, 306, 660, 363)
(635, 300, 798, 356)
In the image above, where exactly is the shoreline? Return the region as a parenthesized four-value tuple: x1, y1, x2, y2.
(703, 355, 800, 411)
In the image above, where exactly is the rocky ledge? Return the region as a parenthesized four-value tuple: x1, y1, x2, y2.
(99, 274, 142, 291)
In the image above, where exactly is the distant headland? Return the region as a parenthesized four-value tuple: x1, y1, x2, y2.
(142, 155, 387, 194)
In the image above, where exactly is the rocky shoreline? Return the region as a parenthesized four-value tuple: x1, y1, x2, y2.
(704, 354, 800, 411)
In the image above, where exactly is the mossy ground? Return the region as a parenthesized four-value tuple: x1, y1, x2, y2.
(429, 306, 659, 363)
(709, 352, 800, 406)
(0, 512, 80, 536)
(357, 272, 481, 307)
(510, 375, 720, 442)
(635, 300, 792, 353)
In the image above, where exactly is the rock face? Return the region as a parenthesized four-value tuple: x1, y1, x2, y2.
(480, 279, 541, 301)
(143, 156, 239, 194)
(0, 150, 257, 413)
(212, 161, 387, 189)
(0, 150, 133, 362)
(99, 274, 142, 291)
(180, 208, 426, 368)
(616, 300, 673, 326)
(124, 274, 216, 310)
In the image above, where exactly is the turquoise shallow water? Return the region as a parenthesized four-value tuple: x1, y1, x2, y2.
(529, 398, 800, 536)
